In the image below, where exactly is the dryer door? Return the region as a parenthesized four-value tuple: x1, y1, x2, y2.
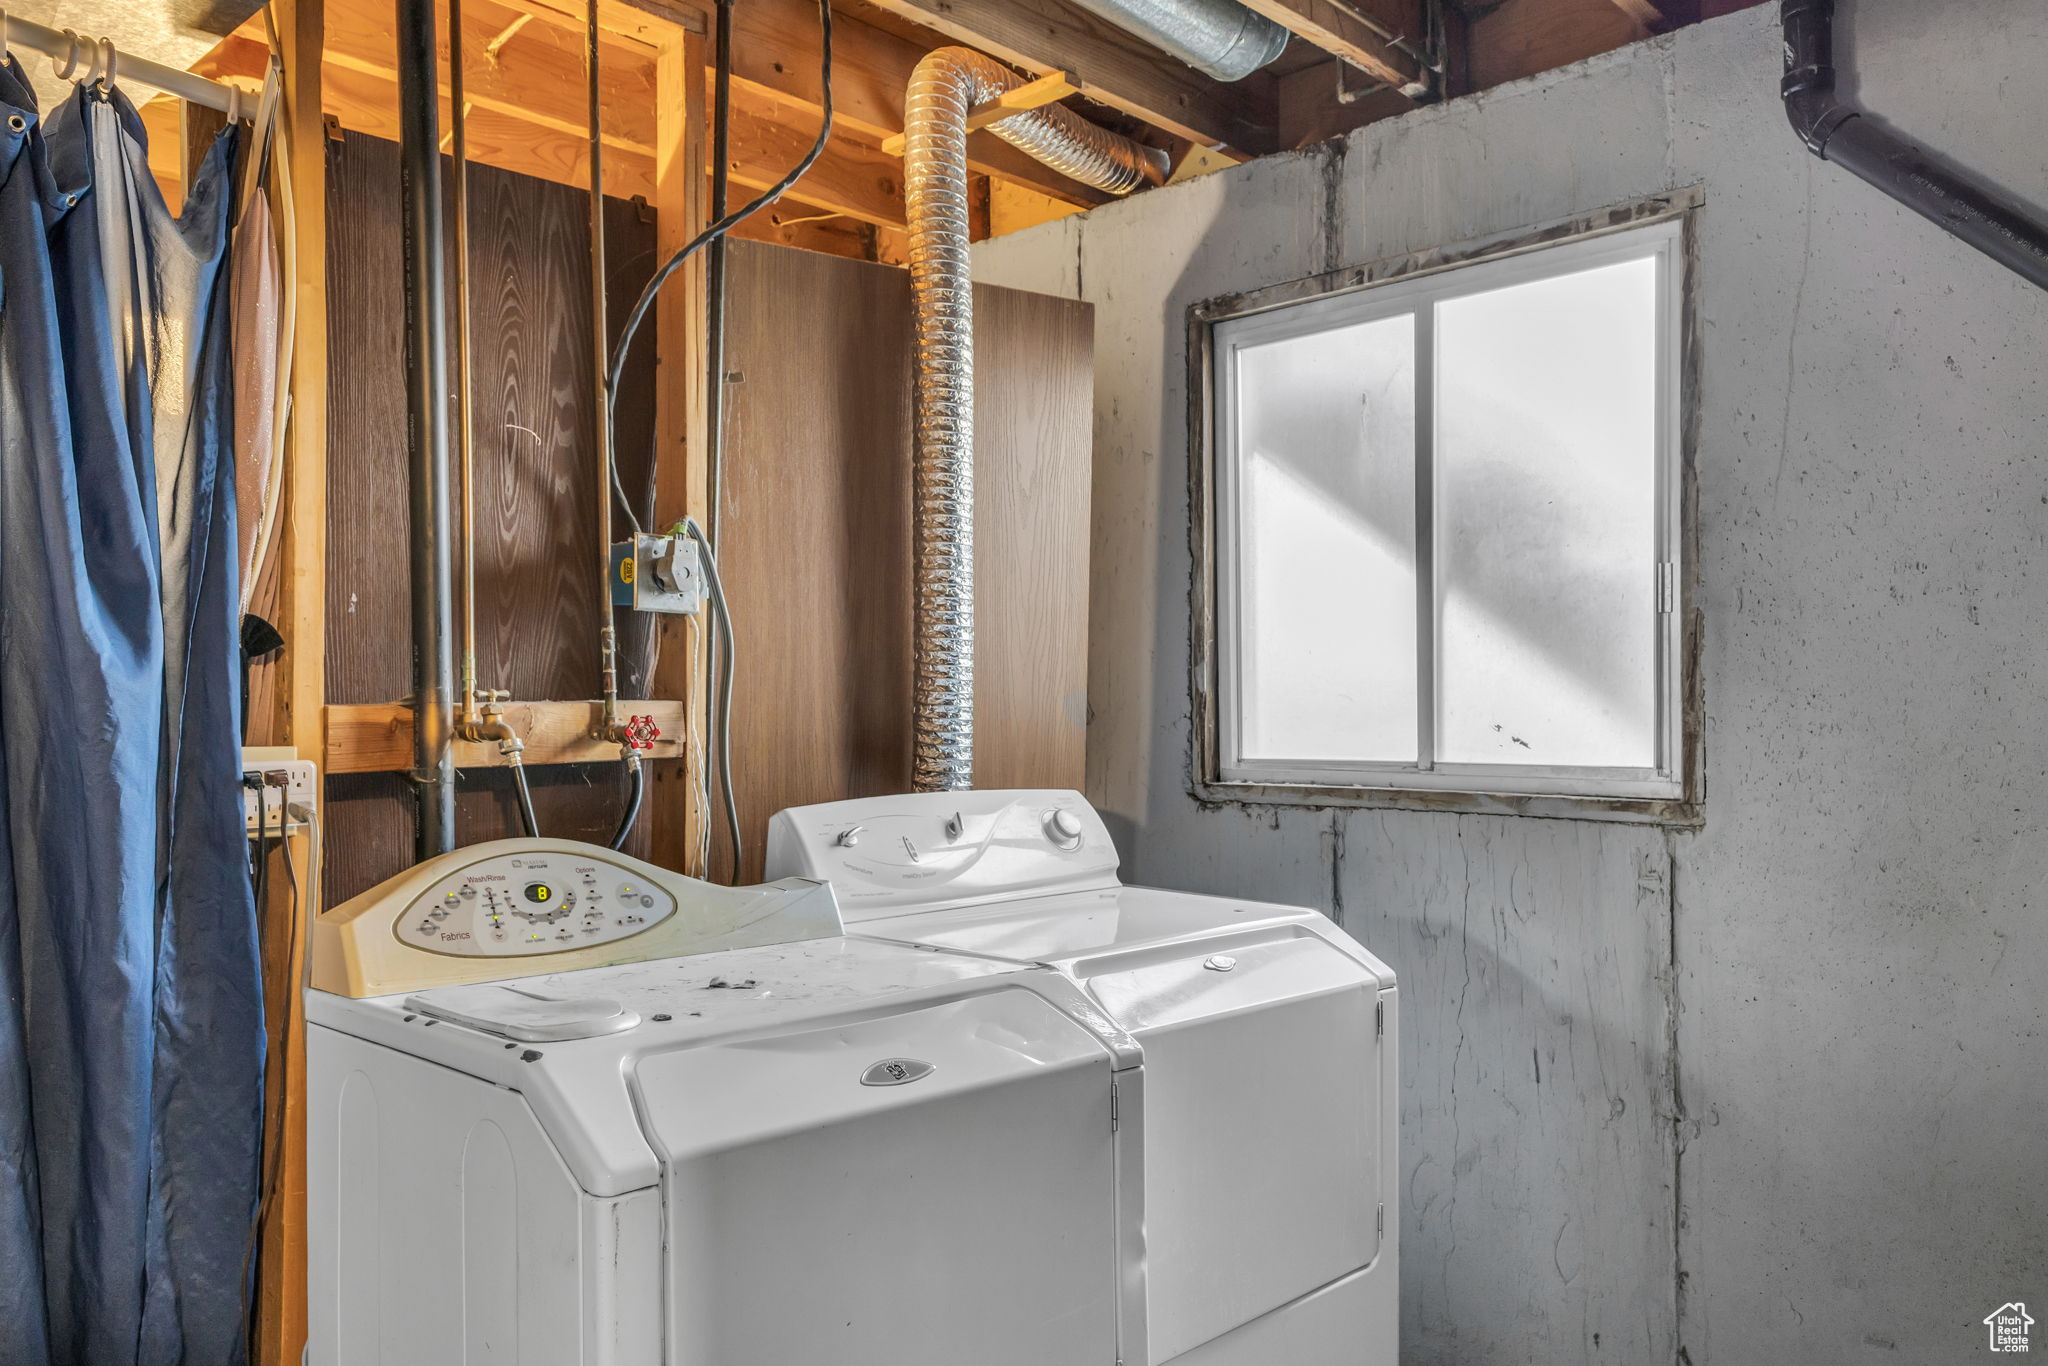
(1082, 932, 1383, 1363)
(634, 986, 1121, 1366)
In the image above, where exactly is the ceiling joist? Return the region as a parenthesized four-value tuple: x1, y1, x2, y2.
(1234, 0, 1426, 88)
(150, 0, 1761, 257)
(856, 0, 1279, 154)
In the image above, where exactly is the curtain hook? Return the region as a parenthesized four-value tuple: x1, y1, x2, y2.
(51, 28, 82, 82)
(2, 10, 11, 63)
(95, 37, 116, 93)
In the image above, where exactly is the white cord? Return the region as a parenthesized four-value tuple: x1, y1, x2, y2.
(683, 613, 712, 878)
(288, 800, 322, 921)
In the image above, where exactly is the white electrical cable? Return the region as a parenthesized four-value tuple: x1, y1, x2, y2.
(675, 518, 739, 880)
(288, 800, 321, 922)
(239, 35, 297, 617)
(683, 613, 712, 879)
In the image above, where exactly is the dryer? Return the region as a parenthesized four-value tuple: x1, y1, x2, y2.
(766, 790, 1399, 1366)
(307, 837, 1147, 1365)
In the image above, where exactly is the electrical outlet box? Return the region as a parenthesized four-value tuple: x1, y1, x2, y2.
(241, 750, 317, 833)
(610, 533, 701, 615)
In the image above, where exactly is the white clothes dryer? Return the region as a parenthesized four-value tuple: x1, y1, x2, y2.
(766, 790, 1399, 1366)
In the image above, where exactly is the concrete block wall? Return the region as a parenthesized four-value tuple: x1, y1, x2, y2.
(975, 4, 2048, 1361)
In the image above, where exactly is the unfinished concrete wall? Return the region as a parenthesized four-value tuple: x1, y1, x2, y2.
(976, 3, 2048, 1361)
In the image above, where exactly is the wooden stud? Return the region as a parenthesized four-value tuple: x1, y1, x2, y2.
(325, 700, 690, 773)
(255, 2, 324, 1358)
(649, 25, 710, 876)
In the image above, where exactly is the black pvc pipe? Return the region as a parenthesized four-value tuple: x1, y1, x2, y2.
(1782, 0, 2048, 292)
(398, 0, 458, 860)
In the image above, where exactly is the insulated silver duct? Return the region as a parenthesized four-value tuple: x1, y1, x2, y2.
(1069, 0, 1290, 82)
(905, 48, 1168, 791)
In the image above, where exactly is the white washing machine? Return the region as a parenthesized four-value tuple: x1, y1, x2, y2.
(766, 790, 1399, 1366)
(306, 837, 1150, 1365)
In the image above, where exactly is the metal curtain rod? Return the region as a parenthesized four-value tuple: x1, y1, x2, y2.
(2, 12, 249, 117)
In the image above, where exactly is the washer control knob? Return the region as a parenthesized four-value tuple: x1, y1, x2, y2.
(835, 825, 864, 848)
(1044, 809, 1084, 849)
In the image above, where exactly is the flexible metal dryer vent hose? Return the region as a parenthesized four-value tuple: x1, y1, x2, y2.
(904, 49, 1168, 791)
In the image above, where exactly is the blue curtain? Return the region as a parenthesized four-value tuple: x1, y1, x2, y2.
(0, 60, 265, 1366)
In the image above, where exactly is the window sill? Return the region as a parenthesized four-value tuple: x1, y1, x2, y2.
(1191, 774, 1701, 828)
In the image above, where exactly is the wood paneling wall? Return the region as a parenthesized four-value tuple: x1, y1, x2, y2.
(717, 243, 1093, 880)
(323, 153, 1092, 897)
(322, 131, 660, 903)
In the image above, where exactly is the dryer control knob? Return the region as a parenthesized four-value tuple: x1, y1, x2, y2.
(1044, 808, 1084, 848)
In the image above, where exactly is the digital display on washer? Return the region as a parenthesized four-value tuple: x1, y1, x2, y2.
(396, 852, 677, 957)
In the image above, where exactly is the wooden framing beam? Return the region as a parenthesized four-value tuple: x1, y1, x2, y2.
(1604, 0, 1666, 25)
(1233, 0, 1424, 88)
(856, 0, 1278, 154)
(318, 0, 659, 155)
(1467, 0, 1647, 89)
(715, 0, 1114, 206)
(325, 701, 690, 774)
(259, 3, 325, 1359)
(880, 70, 1078, 156)
(201, 26, 908, 226)
(649, 26, 709, 876)
(729, 101, 905, 227)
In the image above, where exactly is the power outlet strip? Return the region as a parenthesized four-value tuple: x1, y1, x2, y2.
(242, 757, 317, 833)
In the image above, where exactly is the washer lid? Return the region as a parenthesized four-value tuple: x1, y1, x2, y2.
(403, 982, 641, 1041)
(636, 985, 1124, 1366)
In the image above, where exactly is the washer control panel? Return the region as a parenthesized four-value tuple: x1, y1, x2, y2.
(398, 850, 678, 958)
(765, 789, 1120, 920)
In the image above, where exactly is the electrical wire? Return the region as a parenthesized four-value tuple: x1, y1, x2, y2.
(240, 777, 291, 1358)
(608, 759, 645, 852)
(604, 0, 833, 536)
(679, 517, 741, 878)
(596, 0, 827, 855)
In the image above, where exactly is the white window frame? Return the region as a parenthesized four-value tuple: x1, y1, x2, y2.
(1207, 215, 1689, 808)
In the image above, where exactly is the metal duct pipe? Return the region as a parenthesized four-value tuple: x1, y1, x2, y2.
(397, 0, 457, 858)
(1067, 0, 1289, 82)
(904, 48, 1168, 791)
(1782, 0, 2048, 292)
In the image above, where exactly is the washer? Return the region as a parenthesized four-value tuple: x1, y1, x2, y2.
(767, 790, 1399, 1366)
(307, 837, 1147, 1365)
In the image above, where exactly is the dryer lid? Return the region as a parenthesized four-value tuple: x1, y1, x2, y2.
(855, 884, 1319, 964)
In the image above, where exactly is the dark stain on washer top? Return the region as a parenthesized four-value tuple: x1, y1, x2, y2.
(705, 976, 759, 990)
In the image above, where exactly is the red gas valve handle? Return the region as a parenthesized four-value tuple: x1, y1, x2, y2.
(620, 714, 662, 750)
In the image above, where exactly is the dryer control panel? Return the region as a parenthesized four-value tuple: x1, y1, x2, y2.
(765, 789, 1122, 920)
(402, 849, 677, 957)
